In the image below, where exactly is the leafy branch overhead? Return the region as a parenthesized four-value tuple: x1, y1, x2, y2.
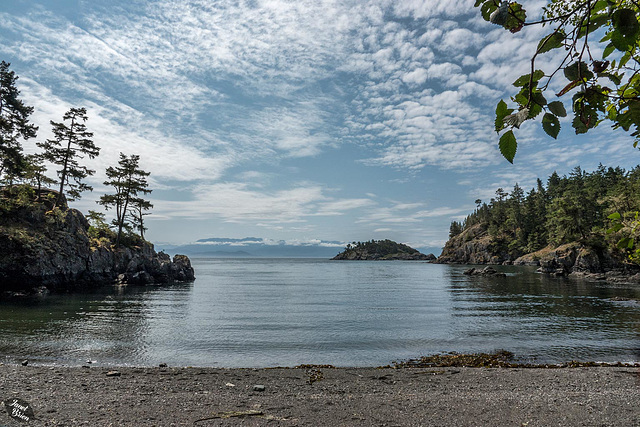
(476, 0, 640, 163)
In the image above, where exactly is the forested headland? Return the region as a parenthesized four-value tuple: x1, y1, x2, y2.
(439, 164, 640, 279)
(0, 61, 194, 293)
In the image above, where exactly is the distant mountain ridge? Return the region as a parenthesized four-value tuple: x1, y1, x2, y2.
(158, 237, 442, 259)
(158, 237, 345, 258)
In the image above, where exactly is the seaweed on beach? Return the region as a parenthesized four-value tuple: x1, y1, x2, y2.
(390, 351, 640, 369)
(392, 351, 519, 368)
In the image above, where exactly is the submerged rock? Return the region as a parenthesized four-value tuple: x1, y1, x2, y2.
(463, 266, 506, 277)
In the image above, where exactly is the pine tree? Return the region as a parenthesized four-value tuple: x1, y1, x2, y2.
(98, 153, 151, 247)
(128, 197, 153, 240)
(23, 154, 55, 197)
(37, 108, 100, 207)
(449, 221, 463, 239)
(0, 61, 37, 183)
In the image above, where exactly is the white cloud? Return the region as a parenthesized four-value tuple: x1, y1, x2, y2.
(402, 68, 429, 85)
(151, 182, 375, 225)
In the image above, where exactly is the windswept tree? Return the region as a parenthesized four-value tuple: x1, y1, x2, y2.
(0, 61, 38, 183)
(98, 153, 152, 247)
(37, 108, 100, 207)
(128, 197, 153, 240)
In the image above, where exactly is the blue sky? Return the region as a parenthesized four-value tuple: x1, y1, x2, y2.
(1, 0, 637, 254)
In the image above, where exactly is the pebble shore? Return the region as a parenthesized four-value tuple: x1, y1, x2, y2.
(1, 365, 638, 425)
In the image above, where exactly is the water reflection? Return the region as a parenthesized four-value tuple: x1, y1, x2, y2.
(0, 260, 638, 367)
(445, 264, 640, 362)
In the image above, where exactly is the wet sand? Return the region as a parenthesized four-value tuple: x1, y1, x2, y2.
(1, 365, 639, 426)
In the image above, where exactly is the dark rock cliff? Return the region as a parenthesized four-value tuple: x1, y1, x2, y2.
(437, 224, 639, 282)
(436, 224, 509, 264)
(0, 189, 194, 293)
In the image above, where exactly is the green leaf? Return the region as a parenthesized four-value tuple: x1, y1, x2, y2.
(620, 51, 632, 67)
(528, 102, 543, 119)
(579, 13, 609, 37)
(548, 101, 567, 117)
(564, 62, 593, 81)
(608, 212, 621, 220)
(531, 91, 547, 106)
(612, 8, 640, 38)
(572, 115, 589, 134)
(542, 113, 560, 139)
(495, 99, 512, 132)
(600, 72, 622, 85)
(481, 1, 497, 21)
(474, 0, 485, 7)
(602, 43, 616, 58)
(499, 130, 517, 163)
(611, 30, 632, 51)
(533, 69, 544, 82)
(607, 223, 624, 233)
(505, 3, 526, 33)
(514, 92, 528, 106)
(610, 9, 640, 51)
(537, 31, 565, 54)
(513, 75, 529, 87)
(592, 0, 609, 14)
(512, 70, 544, 88)
(617, 237, 634, 250)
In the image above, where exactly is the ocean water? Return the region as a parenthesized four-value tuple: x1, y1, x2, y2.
(0, 258, 638, 367)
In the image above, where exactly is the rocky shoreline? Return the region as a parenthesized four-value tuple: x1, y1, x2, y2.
(437, 224, 640, 285)
(0, 364, 637, 426)
(0, 189, 194, 295)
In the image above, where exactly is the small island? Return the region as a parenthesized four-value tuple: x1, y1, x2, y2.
(332, 239, 436, 261)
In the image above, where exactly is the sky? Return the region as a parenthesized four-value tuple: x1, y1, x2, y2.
(1, 0, 638, 254)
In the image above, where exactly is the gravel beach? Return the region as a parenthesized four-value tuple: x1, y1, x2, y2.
(1, 365, 638, 426)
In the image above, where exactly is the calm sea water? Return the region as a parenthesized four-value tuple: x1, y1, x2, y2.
(0, 258, 639, 367)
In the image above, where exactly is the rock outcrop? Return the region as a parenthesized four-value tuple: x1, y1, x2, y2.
(438, 222, 638, 282)
(332, 239, 433, 261)
(436, 224, 509, 264)
(463, 266, 506, 277)
(0, 189, 194, 294)
(513, 243, 638, 280)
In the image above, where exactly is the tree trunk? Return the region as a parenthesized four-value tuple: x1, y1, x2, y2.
(55, 119, 74, 208)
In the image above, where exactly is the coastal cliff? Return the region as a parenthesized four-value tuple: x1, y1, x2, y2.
(332, 239, 436, 261)
(435, 166, 640, 282)
(436, 224, 639, 282)
(436, 224, 508, 265)
(0, 188, 194, 293)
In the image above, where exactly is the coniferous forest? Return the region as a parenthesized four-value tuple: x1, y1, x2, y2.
(447, 164, 640, 262)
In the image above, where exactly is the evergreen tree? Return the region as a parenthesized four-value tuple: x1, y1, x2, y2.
(0, 61, 37, 183)
(449, 220, 463, 239)
(128, 197, 153, 240)
(98, 153, 151, 247)
(23, 154, 55, 197)
(451, 164, 640, 260)
(37, 108, 100, 207)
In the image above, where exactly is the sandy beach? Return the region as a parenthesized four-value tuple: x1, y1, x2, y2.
(1, 364, 638, 426)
